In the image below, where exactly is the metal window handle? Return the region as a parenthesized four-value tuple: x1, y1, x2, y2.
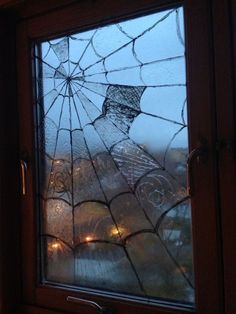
(67, 296, 108, 314)
(20, 159, 28, 195)
(187, 146, 208, 197)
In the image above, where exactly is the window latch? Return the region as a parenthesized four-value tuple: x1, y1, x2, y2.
(67, 296, 112, 314)
(20, 159, 28, 196)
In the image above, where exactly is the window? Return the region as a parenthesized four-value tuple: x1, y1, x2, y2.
(35, 6, 194, 306)
(17, 0, 225, 313)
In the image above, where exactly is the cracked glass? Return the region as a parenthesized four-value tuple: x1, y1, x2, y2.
(35, 6, 194, 305)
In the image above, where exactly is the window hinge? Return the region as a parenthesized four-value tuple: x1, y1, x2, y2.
(20, 159, 28, 196)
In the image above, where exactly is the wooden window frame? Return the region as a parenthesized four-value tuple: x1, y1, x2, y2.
(212, 1, 236, 313)
(17, 0, 224, 313)
(0, 12, 21, 314)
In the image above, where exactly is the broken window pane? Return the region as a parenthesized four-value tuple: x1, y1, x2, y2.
(35, 6, 194, 305)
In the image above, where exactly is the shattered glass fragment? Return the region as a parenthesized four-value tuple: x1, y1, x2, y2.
(111, 139, 161, 188)
(51, 37, 69, 63)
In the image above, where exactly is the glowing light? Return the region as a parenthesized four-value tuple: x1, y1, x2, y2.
(51, 243, 60, 249)
(110, 226, 126, 236)
(85, 236, 93, 242)
(48, 240, 62, 253)
(111, 227, 119, 236)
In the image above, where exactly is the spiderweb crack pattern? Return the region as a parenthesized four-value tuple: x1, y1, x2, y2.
(36, 7, 194, 304)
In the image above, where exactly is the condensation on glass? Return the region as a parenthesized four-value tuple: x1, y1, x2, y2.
(34, 6, 194, 305)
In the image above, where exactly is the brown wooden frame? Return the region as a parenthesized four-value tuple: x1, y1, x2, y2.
(212, 0, 236, 313)
(0, 11, 21, 314)
(17, 0, 224, 313)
